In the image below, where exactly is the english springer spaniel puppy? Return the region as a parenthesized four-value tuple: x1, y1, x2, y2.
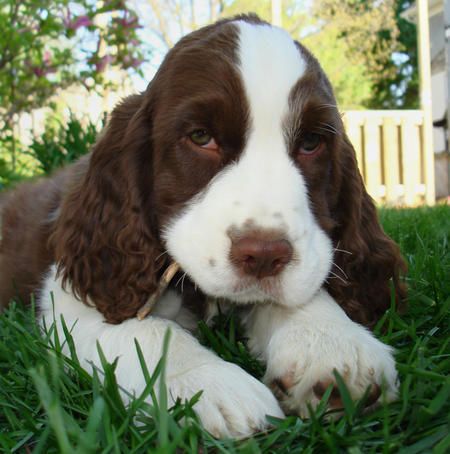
(0, 15, 405, 438)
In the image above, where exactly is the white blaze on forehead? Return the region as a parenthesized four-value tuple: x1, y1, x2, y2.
(163, 21, 332, 309)
(236, 21, 307, 138)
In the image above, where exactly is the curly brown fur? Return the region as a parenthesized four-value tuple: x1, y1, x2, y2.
(326, 135, 407, 326)
(50, 95, 168, 324)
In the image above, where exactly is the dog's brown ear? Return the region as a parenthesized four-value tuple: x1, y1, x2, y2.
(326, 134, 407, 327)
(51, 94, 166, 324)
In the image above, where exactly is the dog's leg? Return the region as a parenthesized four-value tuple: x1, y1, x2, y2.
(243, 290, 398, 416)
(38, 266, 283, 438)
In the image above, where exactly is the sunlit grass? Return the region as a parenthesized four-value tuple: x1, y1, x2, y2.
(0, 205, 449, 452)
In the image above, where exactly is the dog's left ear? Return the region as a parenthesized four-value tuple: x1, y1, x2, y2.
(326, 134, 407, 327)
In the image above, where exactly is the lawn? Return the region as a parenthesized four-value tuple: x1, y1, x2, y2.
(0, 205, 449, 453)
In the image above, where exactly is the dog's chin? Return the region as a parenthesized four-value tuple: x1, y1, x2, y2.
(173, 265, 283, 305)
(226, 288, 277, 305)
(203, 279, 282, 306)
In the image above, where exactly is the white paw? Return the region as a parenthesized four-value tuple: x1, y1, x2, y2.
(167, 360, 284, 438)
(264, 316, 398, 417)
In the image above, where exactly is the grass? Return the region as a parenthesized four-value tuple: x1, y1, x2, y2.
(0, 205, 449, 453)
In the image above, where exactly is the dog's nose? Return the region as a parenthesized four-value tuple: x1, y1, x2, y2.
(230, 237, 293, 279)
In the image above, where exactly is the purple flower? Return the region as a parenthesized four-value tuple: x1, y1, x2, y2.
(130, 57, 143, 68)
(95, 54, 113, 73)
(32, 67, 44, 77)
(32, 64, 56, 78)
(63, 8, 93, 30)
(71, 15, 93, 30)
(118, 16, 140, 29)
(121, 54, 143, 69)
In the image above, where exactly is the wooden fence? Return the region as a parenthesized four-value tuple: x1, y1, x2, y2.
(343, 110, 435, 206)
(12, 108, 436, 207)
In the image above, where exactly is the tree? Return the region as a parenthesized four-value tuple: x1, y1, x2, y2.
(142, 0, 407, 109)
(0, 0, 147, 168)
(145, 0, 225, 49)
(223, 0, 399, 109)
(368, 0, 419, 109)
(308, 0, 418, 109)
(305, 0, 400, 109)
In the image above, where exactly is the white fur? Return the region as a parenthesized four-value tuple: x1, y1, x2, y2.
(164, 21, 332, 308)
(244, 290, 399, 416)
(38, 266, 284, 438)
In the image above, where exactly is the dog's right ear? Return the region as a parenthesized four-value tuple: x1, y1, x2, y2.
(51, 94, 167, 324)
(326, 133, 407, 327)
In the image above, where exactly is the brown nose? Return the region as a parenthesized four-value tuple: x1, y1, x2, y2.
(230, 237, 293, 279)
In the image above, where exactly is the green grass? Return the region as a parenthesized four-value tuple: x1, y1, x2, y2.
(1, 205, 449, 453)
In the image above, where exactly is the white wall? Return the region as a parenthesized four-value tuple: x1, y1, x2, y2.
(431, 70, 447, 153)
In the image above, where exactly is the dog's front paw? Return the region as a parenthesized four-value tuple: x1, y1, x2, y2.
(264, 318, 398, 417)
(167, 360, 284, 438)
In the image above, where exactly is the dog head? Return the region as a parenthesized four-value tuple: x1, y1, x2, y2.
(52, 15, 405, 325)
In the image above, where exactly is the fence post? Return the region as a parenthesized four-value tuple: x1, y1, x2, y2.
(271, 0, 282, 26)
(417, 0, 436, 205)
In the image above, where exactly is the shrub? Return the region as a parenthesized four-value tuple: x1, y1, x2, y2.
(27, 114, 102, 175)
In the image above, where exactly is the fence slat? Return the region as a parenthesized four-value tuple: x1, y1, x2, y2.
(345, 110, 429, 206)
(382, 117, 401, 205)
(401, 118, 422, 206)
(345, 114, 364, 176)
(363, 118, 382, 202)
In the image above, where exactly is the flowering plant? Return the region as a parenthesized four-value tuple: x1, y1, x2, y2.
(0, 0, 146, 136)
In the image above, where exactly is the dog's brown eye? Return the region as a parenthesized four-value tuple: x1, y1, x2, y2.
(190, 129, 211, 145)
(188, 129, 220, 155)
(299, 133, 324, 155)
(189, 130, 214, 146)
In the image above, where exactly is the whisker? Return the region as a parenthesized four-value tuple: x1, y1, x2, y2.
(334, 241, 352, 256)
(317, 122, 341, 136)
(332, 261, 348, 279)
(314, 103, 339, 111)
(328, 270, 347, 284)
(315, 126, 337, 136)
(334, 247, 353, 255)
(320, 121, 339, 134)
(175, 272, 187, 292)
(155, 250, 169, 262)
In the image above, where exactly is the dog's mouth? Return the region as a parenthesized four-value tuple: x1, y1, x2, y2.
(137, 260, 285, 320)
(230, 277, 283, 303)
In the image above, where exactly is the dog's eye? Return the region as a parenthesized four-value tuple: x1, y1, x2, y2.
(189, 129, 218, 151)
(298, 133, 324, 155)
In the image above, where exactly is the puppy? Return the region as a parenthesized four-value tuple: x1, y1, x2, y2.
(0, 15, 405, 438)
